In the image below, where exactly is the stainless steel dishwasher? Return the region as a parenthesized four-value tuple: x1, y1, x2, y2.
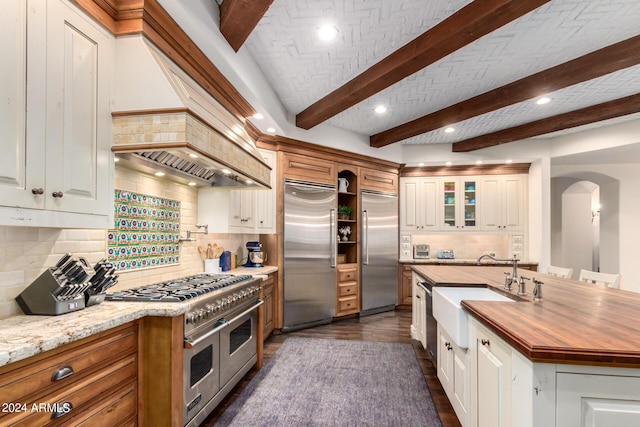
(418, 280, 438, 367)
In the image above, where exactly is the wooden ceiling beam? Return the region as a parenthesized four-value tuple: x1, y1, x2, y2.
(295, 0, 550, 130)
(219, 0, 274, 52)
(452, 93, 640, 152)
(371, 34, 640, 148)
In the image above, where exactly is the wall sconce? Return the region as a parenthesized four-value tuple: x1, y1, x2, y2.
(591, 204, 601, 223)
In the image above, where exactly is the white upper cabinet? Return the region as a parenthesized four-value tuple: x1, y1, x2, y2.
(480, 175, 526, 232)
(0, 0, 113, 228)
(440, 177, 479, 231)
(400, 177, 439, 233)
(199, 148, 276, 234)
(254, 149, 277, 233)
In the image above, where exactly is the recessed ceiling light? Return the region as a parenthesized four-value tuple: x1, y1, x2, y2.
(536, 97, 551, 105)
(189, 153, 198, 159)
(221, 169, 231, 175)
(266, 127, 276, 134)
(188, 182, 197, 186)
(246, 180, 253, 185)
(252, 113, 264, 120)
(318, 25, 338, 41)
(444, 127, 455, 133)
(445, 161, 452, 166)
(114, 157, 120, 162)
(505, 159, 513, 164)
(374, 105, 387, 114)
(155, 172, 165, 177)
(475, 160, 483, 165)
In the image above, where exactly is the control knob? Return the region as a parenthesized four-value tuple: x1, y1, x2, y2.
(186, 312, 196, 324)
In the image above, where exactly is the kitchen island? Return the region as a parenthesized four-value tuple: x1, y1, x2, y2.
(412, 265, 640, 427)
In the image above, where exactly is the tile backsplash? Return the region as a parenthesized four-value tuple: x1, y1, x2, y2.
(409, 234, 513, 259)
(0, 166, 255, 319)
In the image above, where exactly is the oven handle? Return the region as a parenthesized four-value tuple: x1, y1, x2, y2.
(183, 300, 264, 349)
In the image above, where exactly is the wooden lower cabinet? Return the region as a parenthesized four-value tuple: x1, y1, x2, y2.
(399, 264, 413, 308)
(262, 273, 275, 340)
(0, 322, 139, 426)
(336, 263, 360, 317)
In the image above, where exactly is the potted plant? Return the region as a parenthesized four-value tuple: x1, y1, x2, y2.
(337, 205, 353, 220)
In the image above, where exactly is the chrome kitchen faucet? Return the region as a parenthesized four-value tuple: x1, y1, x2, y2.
(477, 254, 521, 289)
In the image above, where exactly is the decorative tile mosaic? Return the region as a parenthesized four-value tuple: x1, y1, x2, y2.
(108, 190, 180, 271)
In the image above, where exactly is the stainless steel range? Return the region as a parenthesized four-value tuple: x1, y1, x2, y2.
(106, 273, 263, 427)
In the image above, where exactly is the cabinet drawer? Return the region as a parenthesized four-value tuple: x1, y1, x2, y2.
(4, 354, 137, 426)
(338, 295, 358, 312)
(0, 325, 137, 405)
(338, 281, 358, 297)
(337, 266, 358, 282)
(63, 379, 137, 427)
(282, 152, 335, 184)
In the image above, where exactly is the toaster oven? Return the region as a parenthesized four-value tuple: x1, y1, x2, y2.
(413, 244, 430, 259)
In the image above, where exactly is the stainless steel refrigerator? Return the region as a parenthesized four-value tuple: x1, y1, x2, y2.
(283, 179, 337, 331)
(361, 190, 399, 316)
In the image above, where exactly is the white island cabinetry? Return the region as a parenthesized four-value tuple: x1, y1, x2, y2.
(469, 318, 640, 427)
(0, 0, 113, 228)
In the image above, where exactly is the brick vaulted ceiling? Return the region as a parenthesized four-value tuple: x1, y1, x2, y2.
(218, 0, 640, 152)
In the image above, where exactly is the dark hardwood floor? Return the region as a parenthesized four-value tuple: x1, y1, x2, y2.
(201, 309, 462, 427)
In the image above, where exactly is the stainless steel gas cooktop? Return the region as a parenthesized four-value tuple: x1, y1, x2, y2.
(105, 273, 254, 302)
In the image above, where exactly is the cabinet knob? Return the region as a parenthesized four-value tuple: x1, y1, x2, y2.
(481, 338, 490, 346)
(52, 191, 64, 198)
(50, 402, 72, 419)
(31, 187, 44, 195)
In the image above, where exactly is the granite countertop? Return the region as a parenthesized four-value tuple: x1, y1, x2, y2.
(0, 266, 278, 368)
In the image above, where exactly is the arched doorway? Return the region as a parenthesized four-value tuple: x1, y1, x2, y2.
(550, 172, 619, 278)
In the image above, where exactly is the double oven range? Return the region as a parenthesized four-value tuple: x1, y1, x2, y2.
(106, 273, 263, 426)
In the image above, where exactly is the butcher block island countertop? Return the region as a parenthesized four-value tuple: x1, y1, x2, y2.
(412, 265, 640, 367)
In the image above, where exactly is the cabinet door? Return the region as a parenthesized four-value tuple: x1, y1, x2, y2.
(256, 149, 276, 233)
(501, 176, 524, 231)
(400, 177, 438, 232)
(453, 348, 470, 426)
(0, 0, 45, 209)
(438, 325, 454, 395)
(45, 0, 112, 215)
(418, 178, 439, 230)
(477, 329, 511, 427)
(480, 177, 502, 230)
(441, 178, 478, 230)
(556, 373, 640, 427)
(229, 190, 255, 230)
(400, 178, 420, 231)
(480, 175, 525, 231)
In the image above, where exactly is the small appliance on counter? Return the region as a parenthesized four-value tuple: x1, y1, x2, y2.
(413, 244, 430, 259)
(244, 241, 267, 268)
(15, 253, 118, 315)
(437, 249, 455, 259)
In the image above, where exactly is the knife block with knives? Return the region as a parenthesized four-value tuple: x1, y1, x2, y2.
(15, 253, 119, 315)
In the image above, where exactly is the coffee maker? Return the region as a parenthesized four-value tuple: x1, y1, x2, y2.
(245, 241, 266, 267)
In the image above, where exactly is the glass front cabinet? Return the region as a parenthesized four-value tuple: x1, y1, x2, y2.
(440, 178, 478, 230)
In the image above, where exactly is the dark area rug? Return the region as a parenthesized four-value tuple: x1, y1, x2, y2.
(214, 337, 443, 426)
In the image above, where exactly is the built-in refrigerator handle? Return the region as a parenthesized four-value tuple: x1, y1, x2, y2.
(362, 209, 369, 265)
(330, 208, 337, 268)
